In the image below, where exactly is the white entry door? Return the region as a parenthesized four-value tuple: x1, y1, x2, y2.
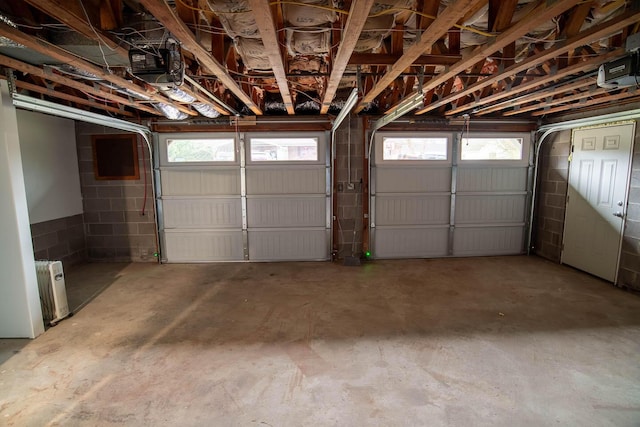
(562, 122, 635, 282)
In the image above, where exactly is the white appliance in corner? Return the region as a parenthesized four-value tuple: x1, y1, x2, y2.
(34, 260, 70, 326)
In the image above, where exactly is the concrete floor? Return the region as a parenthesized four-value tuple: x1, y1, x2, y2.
(1, 256, 639, 426)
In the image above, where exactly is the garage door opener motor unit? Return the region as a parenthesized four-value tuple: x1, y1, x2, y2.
(34, 260, 70, 326)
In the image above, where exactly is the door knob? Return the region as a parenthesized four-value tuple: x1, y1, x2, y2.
(613, 211, 624, 218)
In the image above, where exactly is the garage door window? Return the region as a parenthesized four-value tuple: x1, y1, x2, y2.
(382, 137, 448, 161)
(460, 137, 523, 160)
(167, 138, 235, 162)
(249, 137, 318, 161)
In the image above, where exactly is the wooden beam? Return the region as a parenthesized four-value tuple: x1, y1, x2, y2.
(246, 0, 294, 114)
(502, 85, 607, 116)
(0, 20, 197, 116)
(411, 0, 585, 115)
(415, 5, 640, 115)
(489, 0, 518, 32)
(480, 77, 595, 115)
(0, 53, 162, 116)
(348, 53, 462, 66)
(138, 0, 262, 115)
(465, 48, 625, 116)
(22, 0, 128, 59)
(356, 0, 485, 113)
(531, 89, 640, 116)
(8, 79, 134, 117)
(320, 0, 375, 114)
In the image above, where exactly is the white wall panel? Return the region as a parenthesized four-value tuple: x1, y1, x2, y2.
(376, 195, 450, 225)
(455, 195, 526, 224)
(247, 196, 325, 227)
(248, 229, 327, 260)
(457, 167, 527, 192)
(161, 169, 240, 196)
(374, 227, 449, 258)
(246, 167, 325, 195)
(453, 226, 524, 256)
(376, 167, 451, 193)
(163, 198, 242, 228)
(164, 230, 244, 262)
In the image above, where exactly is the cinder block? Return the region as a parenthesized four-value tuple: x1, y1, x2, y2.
(99, 211, 125, 223)
(33, 232, 58, 251)
(543, 218, 563, 234)
(137, 223, 157, 235)
(113, 223, 139, 235)
(546, 194, 566, 208)
(83, 198, 111, 212)
(88, 224, 113, 236)
(97, 186, 123, 198)
(623, 220, 640, 239)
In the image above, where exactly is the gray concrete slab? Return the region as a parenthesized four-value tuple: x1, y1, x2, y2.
(1, 256, 639, 426)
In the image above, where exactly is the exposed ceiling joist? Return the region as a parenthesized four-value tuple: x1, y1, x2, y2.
(137, 0, 262, 115)
(409, 0, 585, 116)
(532, 88, 639, 116)
(356, 0, 486, 113)
(419, 8, 640, 116)
(247, 0, 294, 115)
(503, 84, 607, 116)
(0, 53, 162, 116)
(320, 0, 375, 115)
(22, 0, 129, 60)
(452, 47, 625, 116)
(348, 53, 461, 66)
(0, 20, 196, 116)
(7, 78, 135, 117)
(481, 77, 596, 115)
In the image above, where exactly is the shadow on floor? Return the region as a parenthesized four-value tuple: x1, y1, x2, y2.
(53, 255, 640, 349)
(64, 262, 132, 314)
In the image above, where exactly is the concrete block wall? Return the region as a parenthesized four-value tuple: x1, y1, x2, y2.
(533, 130, 571, 262)
(30, 213, 86, 268)
(76, 122, 157, 262)
(618, 127, 640, 290)
(334, 116, 365, 258)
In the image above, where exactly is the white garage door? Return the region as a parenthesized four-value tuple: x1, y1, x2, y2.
(157, 132, 330, 262)
(371, 132, 531, 259)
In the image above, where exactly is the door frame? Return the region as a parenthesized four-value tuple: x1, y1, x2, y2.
(561, 121, 636, 284)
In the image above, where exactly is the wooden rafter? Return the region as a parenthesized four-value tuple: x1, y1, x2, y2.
(0, 21, 196, 115)
(7, 78, 134, 117)
(320, 0, 375, 115)
(356, 0, 485, 113)
(531, 89, 640, 117)
(137, 0, 262, 115)
(0, 53, 162, 116)
(348, 53, 461, 66)
(466, 48, 625, 116)
(416, 5, 640, 116)
(22, 0, 128, 59)
(247, 0, 294, 114)
(503, 84, 607, 116)
(480, 77, 596, 115)
(410, 0, 584, 116)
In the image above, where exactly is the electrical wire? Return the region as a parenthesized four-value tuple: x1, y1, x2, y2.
(77, 0, 112, 71)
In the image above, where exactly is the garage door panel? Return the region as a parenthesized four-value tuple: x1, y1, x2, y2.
(453, 227, 524, 256)
(457, 168, 526, 192)
(247, 168, 325, 194)
(163, 198, 242, 229)
(247, 196, 325, 227)
(248, 229, 327, 260)
(376, 167, 451, 193)
(376, 195, 450, 225)
(455, 195, 526, 224)
(161, 169, 240, 196)
(375, 227, 449, 258)
(164, 231, 244, 261)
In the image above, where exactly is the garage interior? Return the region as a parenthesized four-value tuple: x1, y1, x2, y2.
(1, 0, 640, 424)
